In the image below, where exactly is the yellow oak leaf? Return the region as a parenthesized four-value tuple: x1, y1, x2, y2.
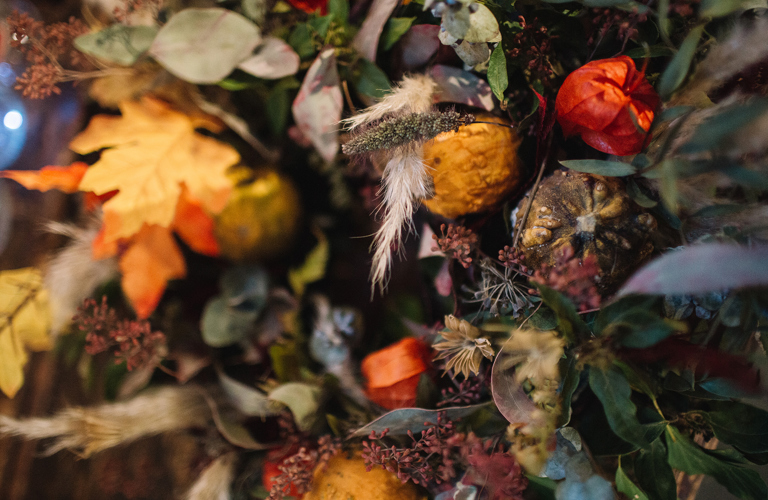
(70, 97, 239, 243)
(0, 268, 52, 398)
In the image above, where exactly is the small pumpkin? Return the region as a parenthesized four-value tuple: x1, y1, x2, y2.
(215, 166, 301, 262)
(514, 170, 657, 292)
(302, 454, 426, 500)
(422, 113, 524, 219)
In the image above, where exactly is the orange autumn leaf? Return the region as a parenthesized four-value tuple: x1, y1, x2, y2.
(120, 224, 186, 319)
(70, 97, 239, 244)
(0, 162, 88, 193)
(173, 190, 220, 257)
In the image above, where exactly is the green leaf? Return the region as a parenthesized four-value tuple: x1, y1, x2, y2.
(200, 297, 259, 347)
(288, 231, 329, 296)
(627, 178, 657, 208)
(308, 14, 333, 38)
(588, 366, 654, 448)
(75, 25, 157, 66)
(708, 402, 768, 453)
(269, 382, 323, 432)
(354, 59, 392, 98)
(700, 0, 764, 17)
(625, 44, 675, 58)
(616, 463, 649, 500)
(535, 284, 590, 343)
(679, 100, 768, 154)
(328, 0, 349, 24)
(559, 159, 636, 177)
(266, 85, 290, 135)
(557, 356, 581, 427)
(595, 295, 660, 333)
(149, 8, 262, 84)
(635, 438, 677, 500)
(349, 403, 493, 437)
(381, 17, 415, 51)
(488, 43, 508, 102)
(610, 310, 676, 348)
(218, 370, 280, 416)
(657, 24, 704, 99)
(288, 23, 316, 59)
(666, 426, 768, 500)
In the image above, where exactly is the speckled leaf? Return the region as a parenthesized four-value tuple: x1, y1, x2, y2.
(75, 25, 157, 66)
(150, 8, 261, 84)
(238, 37, 300, 79)
(291, 48, 342, 162)
(431, 65, 494, 111)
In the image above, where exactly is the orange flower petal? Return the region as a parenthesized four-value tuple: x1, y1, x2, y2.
(365, 373, 423, 410)
(361, 337, 432, 389)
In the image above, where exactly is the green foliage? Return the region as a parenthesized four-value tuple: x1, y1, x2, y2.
(615, 462, 648, 500)
(657, 24, 704, 99)
(535, 284, 590, 343)
(588, 366, 664, 449)
(559, 159, 637, 177)
(666, 426, 768, 500)
(354, 58, 392, 98)
(707, 402, 768, 454)
(488, 43, 508, 101)
(635, 438, 677, 500)
(381, 17, 415, 51)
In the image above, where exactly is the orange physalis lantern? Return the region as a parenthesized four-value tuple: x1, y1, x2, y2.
(361, 337, 432, 410)
(556, 56, 660, 156)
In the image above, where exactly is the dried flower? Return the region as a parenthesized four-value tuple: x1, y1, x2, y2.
(342, 111, 475, 156)
(113, 0, 163, 23)
(507, 18, 557, 86)
(433, 315, 494, 379)
(6, 11, 91, 98)
(556, 56, 660, 156)
(588, 8, 647, 50)
(432, 224, 478, 268)
(470, 258, 535, 318)
(465, 445, 528, 500)
(498, 329, 564, 386)
(266, 436, 342, 500)
(361, 337, 433, 409)
(362, 411, 459, 486)
(74, 296, 166, 371)
(287, 0, 329, 15)
(531, 244, 601, 312)
(438, 372, 486, 407)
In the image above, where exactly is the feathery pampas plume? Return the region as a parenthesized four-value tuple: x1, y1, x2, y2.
(185, 453, 237, 500)
(342, 73, 477, 294)
(44, 221, 118, 334)
(0, 386, 208, 457)
(343, 74, 438, 130)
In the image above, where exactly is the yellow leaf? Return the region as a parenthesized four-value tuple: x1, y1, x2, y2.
(0, 268, 51, 398)
(71, 97, 239, 243)
(288, 230, 329, 297)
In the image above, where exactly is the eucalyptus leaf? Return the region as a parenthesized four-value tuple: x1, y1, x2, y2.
(619, 244, 768, 296)
(269, 382, 323, 431)
(635, 438, 677, 500)
(700, 0, 766, 17)
(238, 37, 300, 79)
(219, 371, 280, 417)
(627, 178, 657, 208)
(348, 403, 492, 437)
(75, 25, 157, 66)
(202, 389, 271, 449)
(559, 160, 636, 177)
(200, 297, 259, 347)
(488, 44, 508, 101)
(150, 8, 262, 84)
(666, 426, 768, 500)
(657, 24, 704, 99)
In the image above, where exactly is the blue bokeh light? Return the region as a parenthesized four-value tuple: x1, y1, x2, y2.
(3, 110, 22, 130)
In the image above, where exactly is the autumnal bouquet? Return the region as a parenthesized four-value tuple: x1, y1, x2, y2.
(1, 0, 768, 499)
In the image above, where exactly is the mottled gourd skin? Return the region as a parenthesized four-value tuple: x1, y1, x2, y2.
(302, 454, 427, 500)
(515, 170, 657, 292)
(422, 114, 524, 219)
(215, 167, 301, 262)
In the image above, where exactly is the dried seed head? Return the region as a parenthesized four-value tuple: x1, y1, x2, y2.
(342, 111, 475, 156)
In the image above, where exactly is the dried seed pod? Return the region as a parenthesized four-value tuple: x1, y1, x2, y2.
(515, 171, 657, 292)
(422, 113, 524, 219)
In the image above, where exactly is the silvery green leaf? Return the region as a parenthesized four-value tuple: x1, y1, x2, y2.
(238, 37, 300, 79)
(461, 4, 500, 43)
(150, 8, 261, 84)
(453, 40, 491, 67)
(269, 383, 323, 431)
(75, 25, 158, 66)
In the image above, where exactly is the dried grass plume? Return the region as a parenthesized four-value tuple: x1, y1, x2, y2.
(184, 452, 237, 500)
(0, 386, 208, 457)
(343, 73, 438, 130)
